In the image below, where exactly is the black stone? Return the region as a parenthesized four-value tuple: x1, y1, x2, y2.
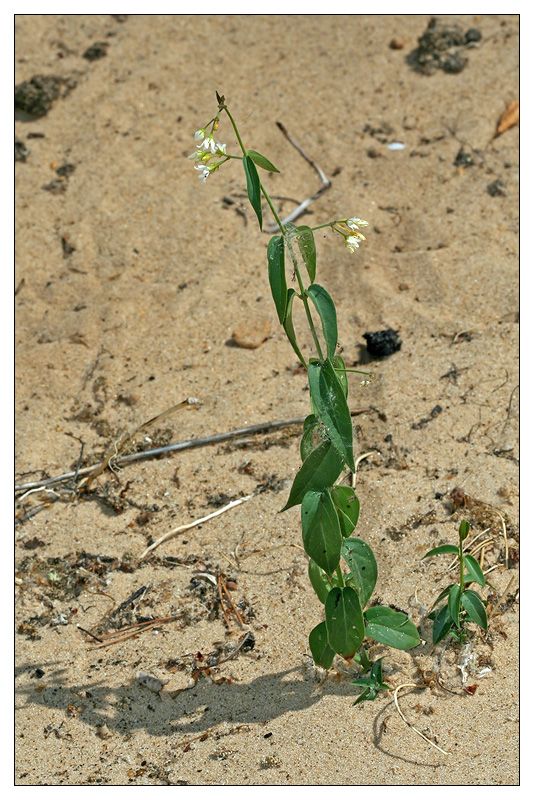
(363, 329, 402, 357)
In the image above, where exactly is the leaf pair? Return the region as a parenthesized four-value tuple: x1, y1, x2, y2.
(352, 659, 390, 705)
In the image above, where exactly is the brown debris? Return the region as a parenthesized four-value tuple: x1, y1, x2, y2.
(493, 99, 519, 139)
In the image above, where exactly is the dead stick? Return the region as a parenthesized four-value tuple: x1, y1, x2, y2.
(15, 409, 373, 494)
(140, 495, 254, 560)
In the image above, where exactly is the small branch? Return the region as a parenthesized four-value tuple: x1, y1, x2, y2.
(140, 495, 254, 560)
(15, 409, 374, 494)
(393, 683, 450, 756)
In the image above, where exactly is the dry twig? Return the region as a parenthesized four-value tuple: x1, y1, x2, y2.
(393, 683, 450, 756)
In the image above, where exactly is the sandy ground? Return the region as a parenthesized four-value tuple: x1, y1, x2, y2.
(15, 14, 518, 786)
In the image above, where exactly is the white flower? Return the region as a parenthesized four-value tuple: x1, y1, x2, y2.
(347, 217, 369, 231)
(197, 135, 218, 154)
(345, 235, 365, 252)
(195, 165, 211, 182)
(215, 141, 226, 155)
(194, 128, 206, 142)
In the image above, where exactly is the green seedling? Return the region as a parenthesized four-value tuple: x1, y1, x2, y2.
(191, 93, 420, 693)
(423, 520, 488, 644)
(351, 658, 391, 705)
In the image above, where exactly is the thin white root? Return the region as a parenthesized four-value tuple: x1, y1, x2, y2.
(393, 683, 450, 756)
(140, 495, 254, 559)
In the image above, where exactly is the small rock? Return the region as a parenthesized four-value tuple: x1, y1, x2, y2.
(135, 671, 169, 692)
(15, 75, 61, 118)
(15, 140, 29, 162)
(232, 318, 270, 349)
(83, 42, 109, 62)
(363, 328, 402, 357)
(389, 38, 404, 50)
(96, 723, 112, 739)
(487, 179, 506, 197)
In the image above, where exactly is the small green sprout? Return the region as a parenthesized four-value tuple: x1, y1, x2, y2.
(423, 520, 488, 645)
(351, 658, 391, 705)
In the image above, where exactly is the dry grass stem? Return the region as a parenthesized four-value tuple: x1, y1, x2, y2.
(393, 683, 450, 756)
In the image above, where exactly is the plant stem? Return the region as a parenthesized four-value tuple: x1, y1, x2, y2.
(222, 103, 325, 363)
(336, 566, 345, 587)
(221, 106, 247, 156)
(459, 534, 465, 594)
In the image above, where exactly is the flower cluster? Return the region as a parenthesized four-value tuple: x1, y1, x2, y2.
(331, 217, 369, 252)
(189, 129, 227, 182)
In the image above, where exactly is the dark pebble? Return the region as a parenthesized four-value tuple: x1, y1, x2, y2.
(363, 329, 402, 357)
(83, 42, 109, 61)
(15, 140, 29, 162)
(487, 179, 506, 197)
(15, 75, 61, 118)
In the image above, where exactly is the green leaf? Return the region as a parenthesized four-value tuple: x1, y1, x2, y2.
(245, 149, 280, 173)
(308, 359, 355, 471)
(301, 491, 342, 574)
(283, 288, 306, 365)
(243, 155, 262, 230)
(300, 414, 319, 461)
(305, 285, 338, 359)
(423, 544, 460, 558)
(459, 520, 470, 541)
(369, 658, 385, 684)
(267, 235, 287, 323)
(280, 440, 343, 511)
(463, 554, 486, 588)
(332, 354, 348, 398)
(432, 604, 455, 644)
(341, 538, 377, 607)
(295, 226, 316, 283)
(461, 589, 488, 630)
(309, 621, 335, 669)
(330, 486, 360, 537)
(352, 688, 372, 705)
(430, 584, 456, 610)
(448, 584, 461, 627)
(308, 559, 334, 604)
(364, 609, 420, 650)
(325, 586, 365, 659)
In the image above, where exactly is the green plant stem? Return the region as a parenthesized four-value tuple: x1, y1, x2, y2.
(335, 566, 345, 587)
(221, 106, 247, 155)
(459, 536, 465, 594)
(222, 103, 325, 363)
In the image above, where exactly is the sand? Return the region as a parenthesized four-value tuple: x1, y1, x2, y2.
(15, 14, 518, 785)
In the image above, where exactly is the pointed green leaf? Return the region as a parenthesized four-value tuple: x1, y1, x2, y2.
(245, 149, 280, 173)
(423, 544, 460, 559)
(432, 604, 455, 644)
(308, 359, 355, 470)
(330, 486, 360, 537)
(283, 288, 306, 364)
(305, 285, 338, 359)
(365, 619, 420, 650)
(308, 559, 334, 604)
(461, 589, 488, 630)
(370, 658, 384, 684)
(309, 621, 335, 669)
(430, 584, 456, 610)
(267, 235, 287, 323)
(459, 520, 470, 541)
(463, 554, 486, 588)
(352, 688, 372, 705)
(341, 538, 377, 606)
(364, 607, 409, 627)
(295, 225, 316, 282)
(301, 491, 342, 574)
(325, 586, 365, 659)
(332, 354, 348, 398)
(448, 584, 461, 627)
(243, 154, 262, 230)
(280, 440, 343, 511)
